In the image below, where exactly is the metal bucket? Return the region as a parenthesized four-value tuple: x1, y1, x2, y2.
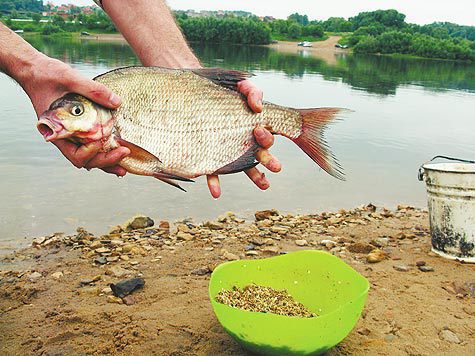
(419, 156, 475, 263)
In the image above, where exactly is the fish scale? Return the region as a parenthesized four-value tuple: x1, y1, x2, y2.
(95, 67, 302, 177)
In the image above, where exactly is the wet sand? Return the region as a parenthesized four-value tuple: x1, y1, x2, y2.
(1, 205, 474, 355)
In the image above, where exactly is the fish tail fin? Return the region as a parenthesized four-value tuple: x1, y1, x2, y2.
(292, 108, 348, 180)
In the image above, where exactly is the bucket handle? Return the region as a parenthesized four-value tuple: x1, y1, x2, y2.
(418, 155, 475, 181)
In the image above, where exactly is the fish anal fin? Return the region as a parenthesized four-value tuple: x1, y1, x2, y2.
(191, 68, 254, 92)
(213, 146, 259, 175)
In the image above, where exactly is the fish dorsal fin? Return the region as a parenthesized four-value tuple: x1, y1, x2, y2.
(191, 68, 254, 91)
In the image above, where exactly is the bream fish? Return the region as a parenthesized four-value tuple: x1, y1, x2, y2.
(37, 67, 346, 190)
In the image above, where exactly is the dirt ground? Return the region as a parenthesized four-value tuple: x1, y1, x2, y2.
(1, 205, 474, 355)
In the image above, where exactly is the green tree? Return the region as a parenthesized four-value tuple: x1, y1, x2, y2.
(288, 13, 309, 26)
(287, 22, 302, 39)
(31, 12, 41, 22)
(350, 9, 406, 29)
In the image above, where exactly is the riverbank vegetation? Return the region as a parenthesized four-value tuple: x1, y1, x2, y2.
(1, 4, 474, 60)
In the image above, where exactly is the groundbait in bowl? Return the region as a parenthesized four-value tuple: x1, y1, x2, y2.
(209, 250, 369, 355)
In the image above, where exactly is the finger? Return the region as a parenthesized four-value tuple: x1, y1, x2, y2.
(238, 80, 263, 113)
(254, 127, 274, 149)
(245, 167, 270, 190)
(53, 140, 102, 168)
(256, 148, 281, 173)
(206, 175, 221, 199)
(72, 76, 121, 109)
(84, 147, 130, 170)
(101, 165, 128, 177)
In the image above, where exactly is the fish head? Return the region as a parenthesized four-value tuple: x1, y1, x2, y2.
(37, 94, 113, 143)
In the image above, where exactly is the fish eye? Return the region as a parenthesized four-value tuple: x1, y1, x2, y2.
(70, 104, 84, 116)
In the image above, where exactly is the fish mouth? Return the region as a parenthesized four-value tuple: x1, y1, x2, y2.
(37, 116, 70, 142)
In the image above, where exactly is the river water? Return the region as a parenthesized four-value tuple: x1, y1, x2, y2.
(0, 36, 474, 250)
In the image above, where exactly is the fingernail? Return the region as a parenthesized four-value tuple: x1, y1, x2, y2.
(258, 99, 263, 108)
(109, 93, 121, 107)
(255, 127, 265, 138)
(268, 158, 280, 172)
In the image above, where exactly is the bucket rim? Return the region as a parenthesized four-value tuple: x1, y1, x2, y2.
(423, 162, 475, 174)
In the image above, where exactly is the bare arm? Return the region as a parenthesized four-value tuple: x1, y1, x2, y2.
(0, 21, 130, 175)
(100, 0, 282, 197)
(103, 0, 201, 68)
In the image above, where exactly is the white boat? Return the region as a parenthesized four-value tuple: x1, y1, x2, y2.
(297, 41, 312, 47)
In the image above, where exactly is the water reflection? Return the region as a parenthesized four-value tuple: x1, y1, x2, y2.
(26, 36, 475, 95)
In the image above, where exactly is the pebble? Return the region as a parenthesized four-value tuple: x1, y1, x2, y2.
(366, 249, 388, 263)
(120, 255, 130, 261)
(107, 295, 124, 304)
(223, 252, 239, 261)
(51, 271, 64, 279)
(261, 246, 280, 254)
(245, 251, 259, 256)
(122, 295, 136, 305)
(101, 286, 113, 295)
(255, 209, 279, 221)
(439, 329, 460, 344)
(295, 239, 308, 247)
(95, 247, 111, 254)
(372, 237, 389, 247)
(106, 266, 130, 278)
(191, 267, 211, 276)
(416, 261, 426, 267)
(357, 328, 371, 336)
(159, 220, 170, 231)
(244, 244, 255, 251)
(419, 265, 434, 272)
(94, 256, 107, 265)
(90, 241, 102, 249)
(393, 264, 410, 272)
(125, 216, 154, 231)
(204, 221, 225, 230)
(320, 239, 336, 249)
(106, 256, 119, 262)
(28, 272, 42, 282)
(176, 232, 194, 241)
(348, 242, 374, 254)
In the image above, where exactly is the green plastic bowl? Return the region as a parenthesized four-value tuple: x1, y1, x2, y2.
(209, 250, 369, 355)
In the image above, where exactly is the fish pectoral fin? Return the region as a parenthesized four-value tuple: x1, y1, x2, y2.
(213, 146, 259, 175)
(116, 137, 162, 163)
(191, 68, 254, 92)
(154, 176, 187, 192)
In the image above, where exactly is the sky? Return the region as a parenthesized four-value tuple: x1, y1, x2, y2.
(53, 1, 475, 26)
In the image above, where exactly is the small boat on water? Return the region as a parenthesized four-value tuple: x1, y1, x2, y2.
(297, 41, 313, 47)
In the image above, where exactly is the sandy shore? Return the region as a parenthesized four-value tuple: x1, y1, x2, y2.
(1, 205, 473, 355)
(266, 36, 349, 64)
(82, 34, 348, 64)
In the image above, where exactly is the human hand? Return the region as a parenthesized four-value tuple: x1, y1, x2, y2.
(19, 54, 130, 176)
(206, 80, 281, 198)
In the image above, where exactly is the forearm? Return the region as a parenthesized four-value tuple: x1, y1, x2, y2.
(102, 0, 201, 68)
(0, 21, 43, 81)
